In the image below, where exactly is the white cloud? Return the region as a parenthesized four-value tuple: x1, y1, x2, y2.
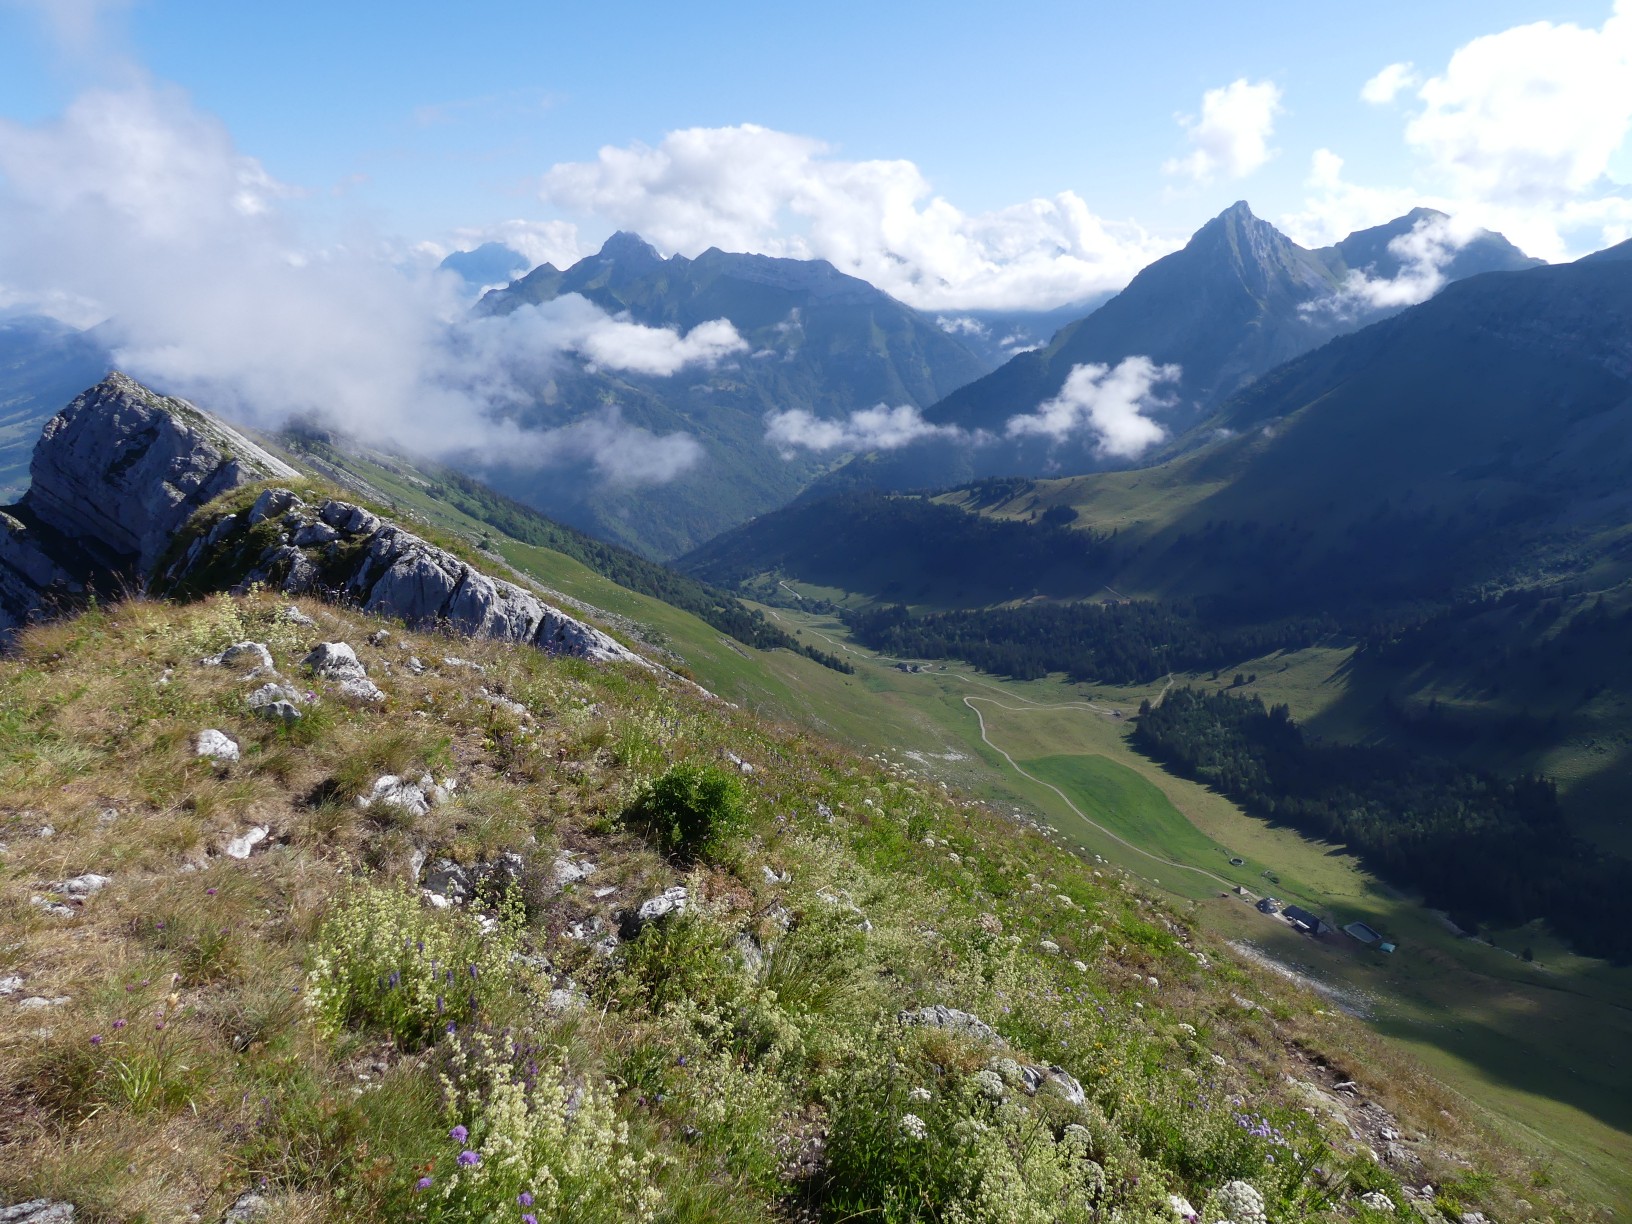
(539, 124, 1173, 311)
(446, 218, 584, 270)
(763, 403, 965, 456)
(1305, 211, 1485, 317)
(0, 80, 720, 487)
(2, 0, 130, 56)
(1163, 79, 1283, 183)
(1291, 5, 1632, 262)
(1361, 62, 1418, 106)
(1405, 4, 1632, 204)
(935, 315, 989, 338)
(1005, 357, 1180, 458)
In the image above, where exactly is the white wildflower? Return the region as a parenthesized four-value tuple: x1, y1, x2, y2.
(899, 1112, 928, 1140)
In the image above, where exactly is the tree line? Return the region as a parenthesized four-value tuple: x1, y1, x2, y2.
(843, 600, 1336, 685)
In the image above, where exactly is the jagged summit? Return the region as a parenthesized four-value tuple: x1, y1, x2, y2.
(593, 229, 664, 264)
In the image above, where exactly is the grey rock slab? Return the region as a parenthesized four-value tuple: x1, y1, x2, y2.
(199, 641, 274, 672)
(195, 729, 240, 762)
(358, 775, 436, 819)
(246, 487, 305, 526)
(477, 687, 528, 717)
(50, 874, 110, 900)
(280, 605, 317, 626)
(0, 975, 23, 996)
(0, 1200, 76, 1223)
(551, 852, 597, 888)
(246, 682, 306, 711)
(256, 700, 302, 723)
(222, 1192, 271, 1222)
(17, 996, 71, 1010)
(29, 896, 74, 918)
(623, 886, 688, 938)
(897, 1005, 1005, 1046)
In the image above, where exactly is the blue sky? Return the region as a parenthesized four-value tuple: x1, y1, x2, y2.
(0, 0, 1628, 479)
(2, 0, 1628, 312)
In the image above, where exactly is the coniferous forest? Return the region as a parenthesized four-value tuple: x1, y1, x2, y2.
(1133, 688, 1632, 963)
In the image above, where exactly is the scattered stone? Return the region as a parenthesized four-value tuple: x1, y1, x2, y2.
(302, 642, 385, 702)
(477, 687, 528, 717)
(0, 1200, 77, 1223)
(623, 886, 689, 936)
(222, 1191, 271, 1222)
(37, 825, 53, 838)
(897, 1004, 1003, 1046)
(404, 656, 426, 675)
(246, 682, 306, 713)
(760, 864, 790, 886)
(199, 640, 274, 673)
(1170, 1194, 1198, 1221)
(17, 996, 71, 1010)
(50, 874, 111, 901)
(366, 628, 391, 646)
(551, 852, 597, 888)
(195, 729, 240, 762)
(317, 499, 381, 537)
(0, 975, 22, 996)
(256, 700, 302, 723)
(97, 807, 118, 824)
(441, 655, 483, 673)
(1146, 975, 1160, 989)
(29, 896, 74, 918)
(281, 605, 317, 626)
(725, 751, 754, 774)
(358, 774, 448, 820)
(733, 933, 765, 975)
(224, 827, 269, 860)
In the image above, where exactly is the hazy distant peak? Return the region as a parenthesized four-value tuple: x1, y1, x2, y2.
(595, 230, 664, 264)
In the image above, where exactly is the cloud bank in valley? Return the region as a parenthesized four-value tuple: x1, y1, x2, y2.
(539, 124, 1174, 312)
(0, 80, 742, 487)
(764, 356, 1179, 461)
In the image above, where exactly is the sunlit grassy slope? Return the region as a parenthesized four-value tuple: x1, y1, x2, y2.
(277, 442, 1632, 1210)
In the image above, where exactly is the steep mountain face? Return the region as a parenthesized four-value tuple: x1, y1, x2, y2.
(439, 241, 531, 292)
(466, 234, 993, 557)
(0, 373, 645, 668)
(817, 203, 1540, 493)
(0, 315, 111, 500)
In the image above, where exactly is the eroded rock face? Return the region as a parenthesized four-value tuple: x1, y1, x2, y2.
(1, 373, 652, 677)
(0, 373, 298, 637)
(169, 489, 646, 669)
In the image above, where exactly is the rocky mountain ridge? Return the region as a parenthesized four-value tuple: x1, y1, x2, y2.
(0, 373, 647, 670)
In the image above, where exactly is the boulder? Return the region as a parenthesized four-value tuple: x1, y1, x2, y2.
(622, 886, 688, 937)
(302, 642, 384, 702)
(246, 682, 306, 712)
(199, 641, 274, 672)
(195, 729, 240, 762)
(50, 874, 110, 901)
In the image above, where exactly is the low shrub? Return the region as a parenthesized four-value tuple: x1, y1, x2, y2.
(305, 882, 520, 1049)
(624, 761, 748, 860)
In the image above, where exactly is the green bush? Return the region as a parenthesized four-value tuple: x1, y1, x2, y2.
(626, 761, 748, 860)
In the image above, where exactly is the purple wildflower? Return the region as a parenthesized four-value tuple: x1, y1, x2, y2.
(112, 1018, 126, 1029)
(457, 1150, 480, 1167)
(449, 1125, 468, 1142)
(90, 1034, 102, 1046)
(518, 1192, 534, 1206)
(415, 1176, 433, 1191)
(154, 1021, 165, 1031)
(205, 887, 217, 896)
(523, 1216, 538, 1224)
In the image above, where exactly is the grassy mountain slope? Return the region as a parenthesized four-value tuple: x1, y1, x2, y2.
(4, 587, 1578, 1222)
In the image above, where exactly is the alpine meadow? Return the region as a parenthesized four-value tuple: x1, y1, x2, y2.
(3, 4, 1632, 1223)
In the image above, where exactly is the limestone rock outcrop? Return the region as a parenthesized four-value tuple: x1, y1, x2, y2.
(1, 373, 297, 636)
(0, 373, 652, 674)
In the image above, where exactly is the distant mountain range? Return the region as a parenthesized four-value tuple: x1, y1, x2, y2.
(692, 245, 1629, 618)
(0, 315, 111, 501)
(814, 202, 1541, 493)
(467, 232, 999, 555)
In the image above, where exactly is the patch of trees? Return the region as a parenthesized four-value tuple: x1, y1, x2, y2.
(843, 600, 1335, 685)
(1133, 687, 1632, 963)
(682, 490, 1116, 603)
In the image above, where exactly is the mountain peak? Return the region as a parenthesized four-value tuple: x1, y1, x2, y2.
(596, 230, 662, 263)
